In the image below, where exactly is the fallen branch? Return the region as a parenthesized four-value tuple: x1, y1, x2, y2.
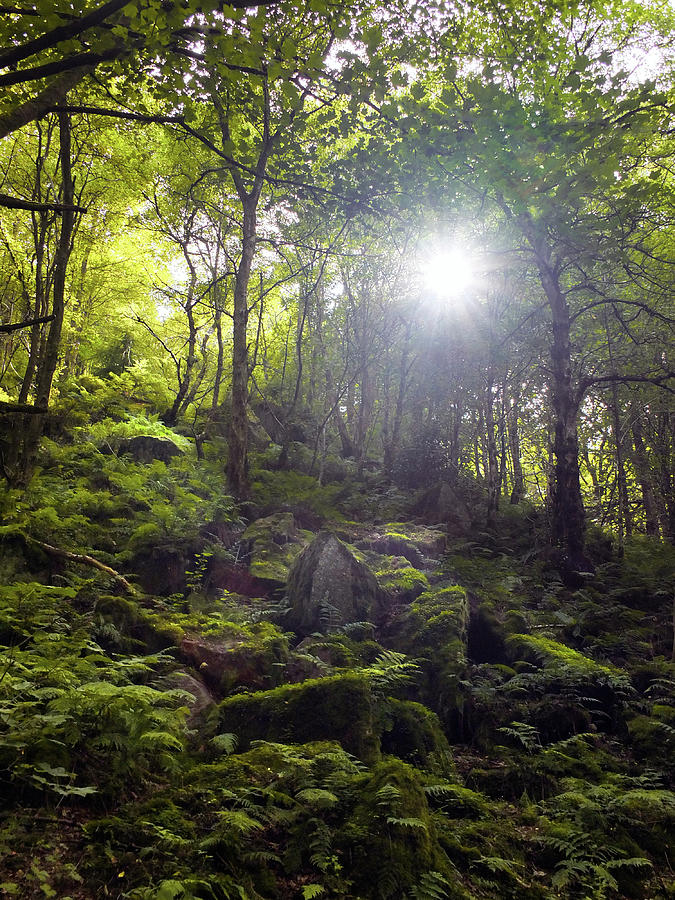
(27, 536, 137, 595)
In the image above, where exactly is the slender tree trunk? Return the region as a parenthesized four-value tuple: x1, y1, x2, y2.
(18, 213, 48, 403)
(291, 281, 310, 411)
(498, 384, 508, 497)
(631, 416, 659, 536)
(485, 374, 499, 527)
(164, 276, 197, 426)
(211, 305, 224, 413)
(34, 110, 72, 405)
(227, 196, 256, 498)
(384, 324, 411, 474)
(356, 361, 374, 465)
(307, 280, 323, 406)
(472, 408, 482, 479)
(508, 386, 524, 504)
(478, 407, 488, 483)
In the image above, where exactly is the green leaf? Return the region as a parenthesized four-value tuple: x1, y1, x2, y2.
(301, 886, 325, 899)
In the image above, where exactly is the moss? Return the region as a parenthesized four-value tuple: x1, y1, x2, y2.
(218, 673, 380, 763)
(386, 584, 469, 724)
(343, 757, 454, 897)
(507, 634, 623, 678)
(242, 511, 310, 583)
(382, 699, 455, 777)
(377, 565, 430, 601)
(384, 522, 446, 556)
(94, 594, 184, 650)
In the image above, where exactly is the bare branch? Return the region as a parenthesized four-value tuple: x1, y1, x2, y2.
(0, 313, 54, 333)
(0, 192, 87, 214)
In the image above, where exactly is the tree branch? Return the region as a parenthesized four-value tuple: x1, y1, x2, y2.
(0, 0, 130, 70)
(26, 536, 137, 595)
(578, 371, 675, 400)
(0, 313, 54, 333)
(0, 48, 119, 87)
(0, 192, 87, 214)
(0, 65, 94, 139)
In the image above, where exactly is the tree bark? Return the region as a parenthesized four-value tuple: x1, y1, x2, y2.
(526, 221, 589, 573)
(227, 195, 256, 497)
(508, 385, 524, 504)
(631, 415, 659, 536)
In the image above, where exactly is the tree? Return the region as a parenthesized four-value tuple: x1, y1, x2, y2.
(383, 0, 675, 572)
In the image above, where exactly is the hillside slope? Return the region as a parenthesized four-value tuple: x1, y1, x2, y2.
(0, 419, 673, 900)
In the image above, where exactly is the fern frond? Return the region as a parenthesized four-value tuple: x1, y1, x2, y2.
(386, 816, 428, 831)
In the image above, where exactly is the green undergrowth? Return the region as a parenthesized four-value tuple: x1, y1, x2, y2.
(1, 427, 674, 899)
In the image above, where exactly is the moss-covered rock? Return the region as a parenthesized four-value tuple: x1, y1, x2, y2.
(218, 673, 380, 762)
(385, 584, 469, 725)
(180, 626, 289, 694)
(343, 757, 455, 897)
(382, 698, 455, 777)
(377, 564, 430, 602)
(241, 511, 311, 584)
(93, 594, 184, 650)
(286, 531, 384, 634)
(117, 434, 184, 464)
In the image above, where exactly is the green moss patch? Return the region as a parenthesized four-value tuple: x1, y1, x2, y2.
(218, 673, 380, 762)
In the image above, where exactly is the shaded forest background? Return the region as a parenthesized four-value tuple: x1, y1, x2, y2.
(0, 0, 673, 569)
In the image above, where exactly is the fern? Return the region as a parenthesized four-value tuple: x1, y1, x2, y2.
(409, 871, 450, 900)
(210, 732, 239, 755)
(359, 650, 419, 694)
(295, 788, 339, 809)
(301, 886, 325, 899)
(497, 721, 541, 752)
(386, 816, 428, 831)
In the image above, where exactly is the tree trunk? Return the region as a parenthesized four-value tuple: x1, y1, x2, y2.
(384, 325, 411, 475)
(164, 273, 197, 426)
(508, 385, 524, 504)
(526, 222, 589, 574)
(631, 416, 659, 536)
(211, 305, 224, 413)
(13, 108, 75, 482)
(227, 196, 256, 498)
(485, 374, 499, 527)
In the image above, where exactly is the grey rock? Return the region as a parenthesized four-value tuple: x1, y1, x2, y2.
(118, 435, 184, 464)
(287, 531, 384, 634)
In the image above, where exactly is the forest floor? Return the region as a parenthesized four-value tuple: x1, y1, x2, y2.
(0, 414, 673, 900)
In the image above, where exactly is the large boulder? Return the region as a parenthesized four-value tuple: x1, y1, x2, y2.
(117, 435, 184, 464)
(218, 673, 379, 762)
(287, 531, 384, 634)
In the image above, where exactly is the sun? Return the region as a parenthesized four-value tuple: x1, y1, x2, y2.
(422, 248, 476, 300)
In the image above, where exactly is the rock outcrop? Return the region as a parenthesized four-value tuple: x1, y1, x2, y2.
(286, 531, 383, 634)
(241, 511, 310, 585)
